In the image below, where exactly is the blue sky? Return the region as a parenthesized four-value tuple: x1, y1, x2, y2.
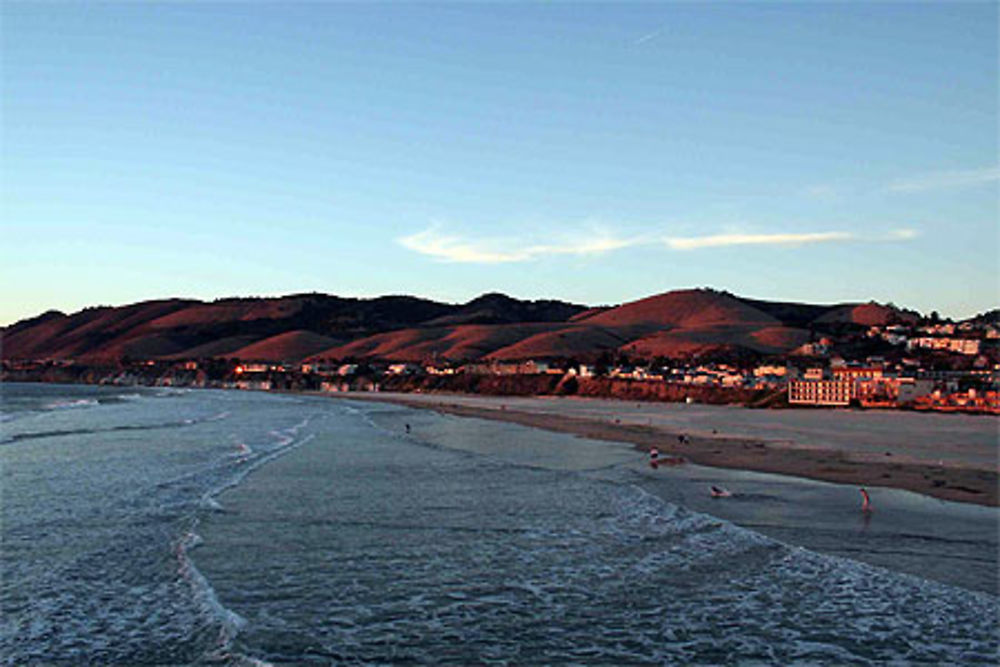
(2, 2, 996, 325)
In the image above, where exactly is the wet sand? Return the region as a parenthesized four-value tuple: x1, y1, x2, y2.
(350, 396, 999, 594)
(350, 393, 998, 507)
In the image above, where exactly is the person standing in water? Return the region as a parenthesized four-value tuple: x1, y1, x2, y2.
(860, 488, 872, 512)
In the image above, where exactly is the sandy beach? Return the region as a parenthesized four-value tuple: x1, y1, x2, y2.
(348, 392, 999, 507)
(183, 393, 999, 661)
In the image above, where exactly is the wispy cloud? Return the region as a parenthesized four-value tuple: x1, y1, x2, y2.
(887, 166, 1000, 193)
(399, 224, 918, 263)
(664, 231, 853, 250)
(885, 228, 919, 241)
(633, 28, 664, 46)
(398, 226, 634, 264)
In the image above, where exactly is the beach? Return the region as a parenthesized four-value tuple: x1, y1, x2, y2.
(3, 383, 997, 663)
(195, 396, 997, 662)
(343, 395, 999, 596)
(352, 392, 999, 507)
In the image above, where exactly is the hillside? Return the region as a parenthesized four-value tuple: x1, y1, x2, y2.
(814, 302, 919, 327)
(230, 331, 343, 362)
(3, 288, 920, 364)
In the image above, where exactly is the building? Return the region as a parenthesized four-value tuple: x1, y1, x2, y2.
(234, 379, 272, 391)
(803, 367, 827, 381)
(832, 367, 884, 382)
(320, 380, 350, 392)
(301, 362, 338, 374)
(753, 364, 796, 378)
(566, 365, 595, 378)
(788, 379, 854, 406)
(387, 363, 422, 375)
(794, 341, 831, 356)
(855, 377, 933, 406)
(491, 360, 552, 375)
(235, 363, 271, 374)
(907, 337, 981, 355)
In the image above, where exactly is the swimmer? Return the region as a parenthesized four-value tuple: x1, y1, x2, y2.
(405, 423, 411, 434)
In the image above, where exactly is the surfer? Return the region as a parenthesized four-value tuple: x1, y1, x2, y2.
(405, 423, 411, 434)
(860, 487, 872, 512)
(710, 485, 731, 498)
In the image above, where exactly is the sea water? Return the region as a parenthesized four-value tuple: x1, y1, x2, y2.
(1, 383, 997, 664)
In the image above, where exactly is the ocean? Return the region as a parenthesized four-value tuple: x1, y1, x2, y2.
(1, 383, 997, 664)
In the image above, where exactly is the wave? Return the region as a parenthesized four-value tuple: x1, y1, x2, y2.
(180, 426, 320, 662)
(174, 529, 248, 657)
(41, 393, 148, 411)
(44, 398, 99, 410)
(3, 414, 231, 445)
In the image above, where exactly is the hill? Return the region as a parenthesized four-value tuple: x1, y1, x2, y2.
(3, 289, 921, 364)
(230, 331, 343, 362)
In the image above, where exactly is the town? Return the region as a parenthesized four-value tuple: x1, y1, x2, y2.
(6, 316, 998, 414)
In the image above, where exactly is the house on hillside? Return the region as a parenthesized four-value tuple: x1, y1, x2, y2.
(908, 337, 981, 355)
(794, 340, 831, 357)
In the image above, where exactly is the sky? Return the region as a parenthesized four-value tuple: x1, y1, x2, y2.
(2, 2, 997, 326)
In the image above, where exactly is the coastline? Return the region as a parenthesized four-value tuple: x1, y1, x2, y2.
(343, 392, 999, 507)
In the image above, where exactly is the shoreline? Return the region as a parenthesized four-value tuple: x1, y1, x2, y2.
(344, 392, 999, 507)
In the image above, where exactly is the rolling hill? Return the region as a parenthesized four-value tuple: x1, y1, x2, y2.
(3, 289, 922, 364)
